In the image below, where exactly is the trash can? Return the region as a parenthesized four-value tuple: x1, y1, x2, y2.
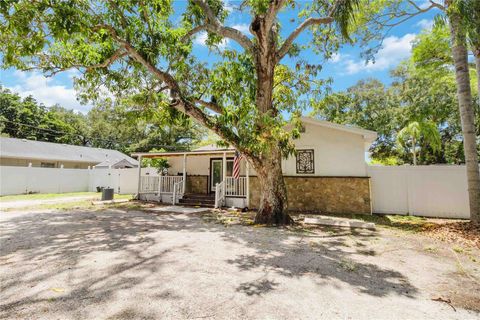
(101, 188, 114, 201)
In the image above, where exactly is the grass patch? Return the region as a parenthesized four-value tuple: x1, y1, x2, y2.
(2, 194, 134, 211)
(424, 246, 438, 253)
(338, 258, 357, 272)
(0, 192, 98, 202)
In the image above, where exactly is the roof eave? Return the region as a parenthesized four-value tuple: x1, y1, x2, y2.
(131, 149, 236, 158)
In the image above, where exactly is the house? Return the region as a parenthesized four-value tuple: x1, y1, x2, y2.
(0, 137, 138, 169)
(132, 117, 377, 215)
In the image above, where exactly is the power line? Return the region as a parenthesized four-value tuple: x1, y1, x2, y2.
(0, 118, 190, 151)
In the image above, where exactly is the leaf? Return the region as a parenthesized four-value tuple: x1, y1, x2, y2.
(50, 287, 65, 293)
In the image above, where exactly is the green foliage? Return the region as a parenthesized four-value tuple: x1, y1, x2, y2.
(0, 0, 360, 163)
(0, 86, 88, 144)
(0, 85, 202, 152)
(412, 25, 452, 70)
(369, 157, 399, 166)
(141, 149, 170, 174)
(396, 121, 441, 164)
(313, 26, 479, 165)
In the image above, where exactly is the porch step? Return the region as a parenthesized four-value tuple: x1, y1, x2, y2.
(179, 193, 215, 208)
(182, 194, 215, 200)
(178, 201, 215, 208)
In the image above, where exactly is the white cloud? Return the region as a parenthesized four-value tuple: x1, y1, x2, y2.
(343, 33, 416, 74)
(194, 31, 230, 49)
(231, 23, 251, 36)
(330, 53, 341, 63)
(416, 19, 433, 30)
(7, 71, 91, 113)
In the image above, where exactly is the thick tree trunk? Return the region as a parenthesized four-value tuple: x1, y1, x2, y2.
(449, 15, 480, 223)
(247, 15, 292, 225)
(251, 146, 291, 225)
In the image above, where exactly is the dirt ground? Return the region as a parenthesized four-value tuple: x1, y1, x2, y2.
(1, 206, 479, 319)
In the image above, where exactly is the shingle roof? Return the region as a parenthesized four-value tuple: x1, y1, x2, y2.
(95, 158, 138, 168)
(0, 137, 139, 166)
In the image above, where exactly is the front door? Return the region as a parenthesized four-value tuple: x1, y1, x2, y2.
(210, 159, 234, 192)
(211, 160, 223, 192)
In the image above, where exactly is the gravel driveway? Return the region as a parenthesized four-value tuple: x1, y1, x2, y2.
(0, 207, 479, 319)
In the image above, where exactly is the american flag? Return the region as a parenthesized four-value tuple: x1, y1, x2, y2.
(233, 151, 242, 179)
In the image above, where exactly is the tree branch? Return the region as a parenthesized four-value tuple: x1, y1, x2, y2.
(86, 49, 128, 71)
(194, 99, 224, 114)
(190, 0, 253, 51)
(265, 0, 287, 32)
(276, 17, 334, 60)
(380, 3, 438, 27)
(183, 25, 207, 41)
(93, 24, 246, 154)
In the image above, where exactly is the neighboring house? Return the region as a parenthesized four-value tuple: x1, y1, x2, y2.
(132, 117, 377, 214)
(0, 137, 138, 169)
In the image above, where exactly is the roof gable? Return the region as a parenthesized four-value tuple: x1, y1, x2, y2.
(300, 117, 377, 139)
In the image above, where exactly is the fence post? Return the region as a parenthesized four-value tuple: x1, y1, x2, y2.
(246, 161, 250, 208)
(26, 162, 32, 194)
(136, 155, 142, 198)
(183, 153, 187, 193)
(59, 164, 64, 193)
(406, 166, 414, 216)
(173, 183, 177, 206)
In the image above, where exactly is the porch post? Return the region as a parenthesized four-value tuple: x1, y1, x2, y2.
(222, 152, 227, 182)
(246, 159, 250, 208)
(136, 155, 142, 197)
(183, 153, 187, 192)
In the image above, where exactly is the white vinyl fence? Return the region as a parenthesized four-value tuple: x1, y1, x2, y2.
(0, 164, 472, 219)
(0, 166, 157, 196)
(368, 165, 470, 219)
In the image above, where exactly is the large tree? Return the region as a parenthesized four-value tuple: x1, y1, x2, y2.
(87, 99, 203, 153)
(0, 0, 359, 224)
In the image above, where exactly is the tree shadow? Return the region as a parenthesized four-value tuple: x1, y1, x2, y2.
(237, 278, 279, 296)
(0, 208, 221, 317)
(221, 224, 417, 298)
(0, 206, 418, 318)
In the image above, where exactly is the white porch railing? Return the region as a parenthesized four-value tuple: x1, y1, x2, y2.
(139, 176, 159, 193)
(225, 177, 247, 197)
(172, 179, 184, 205)
(139, 175, 183, 194)
(159, 176, 183, 193)
(214, 181, 225, 208)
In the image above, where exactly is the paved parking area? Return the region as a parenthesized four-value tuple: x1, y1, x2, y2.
(0, 208, 479, 319)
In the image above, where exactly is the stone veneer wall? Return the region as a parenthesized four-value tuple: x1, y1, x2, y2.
(249, 176, 371, 214)
(186, 175, 209, 194)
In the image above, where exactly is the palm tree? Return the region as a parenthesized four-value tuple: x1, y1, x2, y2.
(396, 121, 441, 165)
(446, 0, 480, 223)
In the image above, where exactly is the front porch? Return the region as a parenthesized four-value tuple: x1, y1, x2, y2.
(133, 148, 250, 209)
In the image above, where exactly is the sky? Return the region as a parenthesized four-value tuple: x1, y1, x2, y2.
(0, 1, 440, 114)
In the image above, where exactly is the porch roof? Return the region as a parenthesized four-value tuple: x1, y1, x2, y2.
(131, 147, 235, 159)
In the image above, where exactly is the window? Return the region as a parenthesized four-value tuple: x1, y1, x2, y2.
(40, 162, 55, 168)
(296, 149, 314, 174)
